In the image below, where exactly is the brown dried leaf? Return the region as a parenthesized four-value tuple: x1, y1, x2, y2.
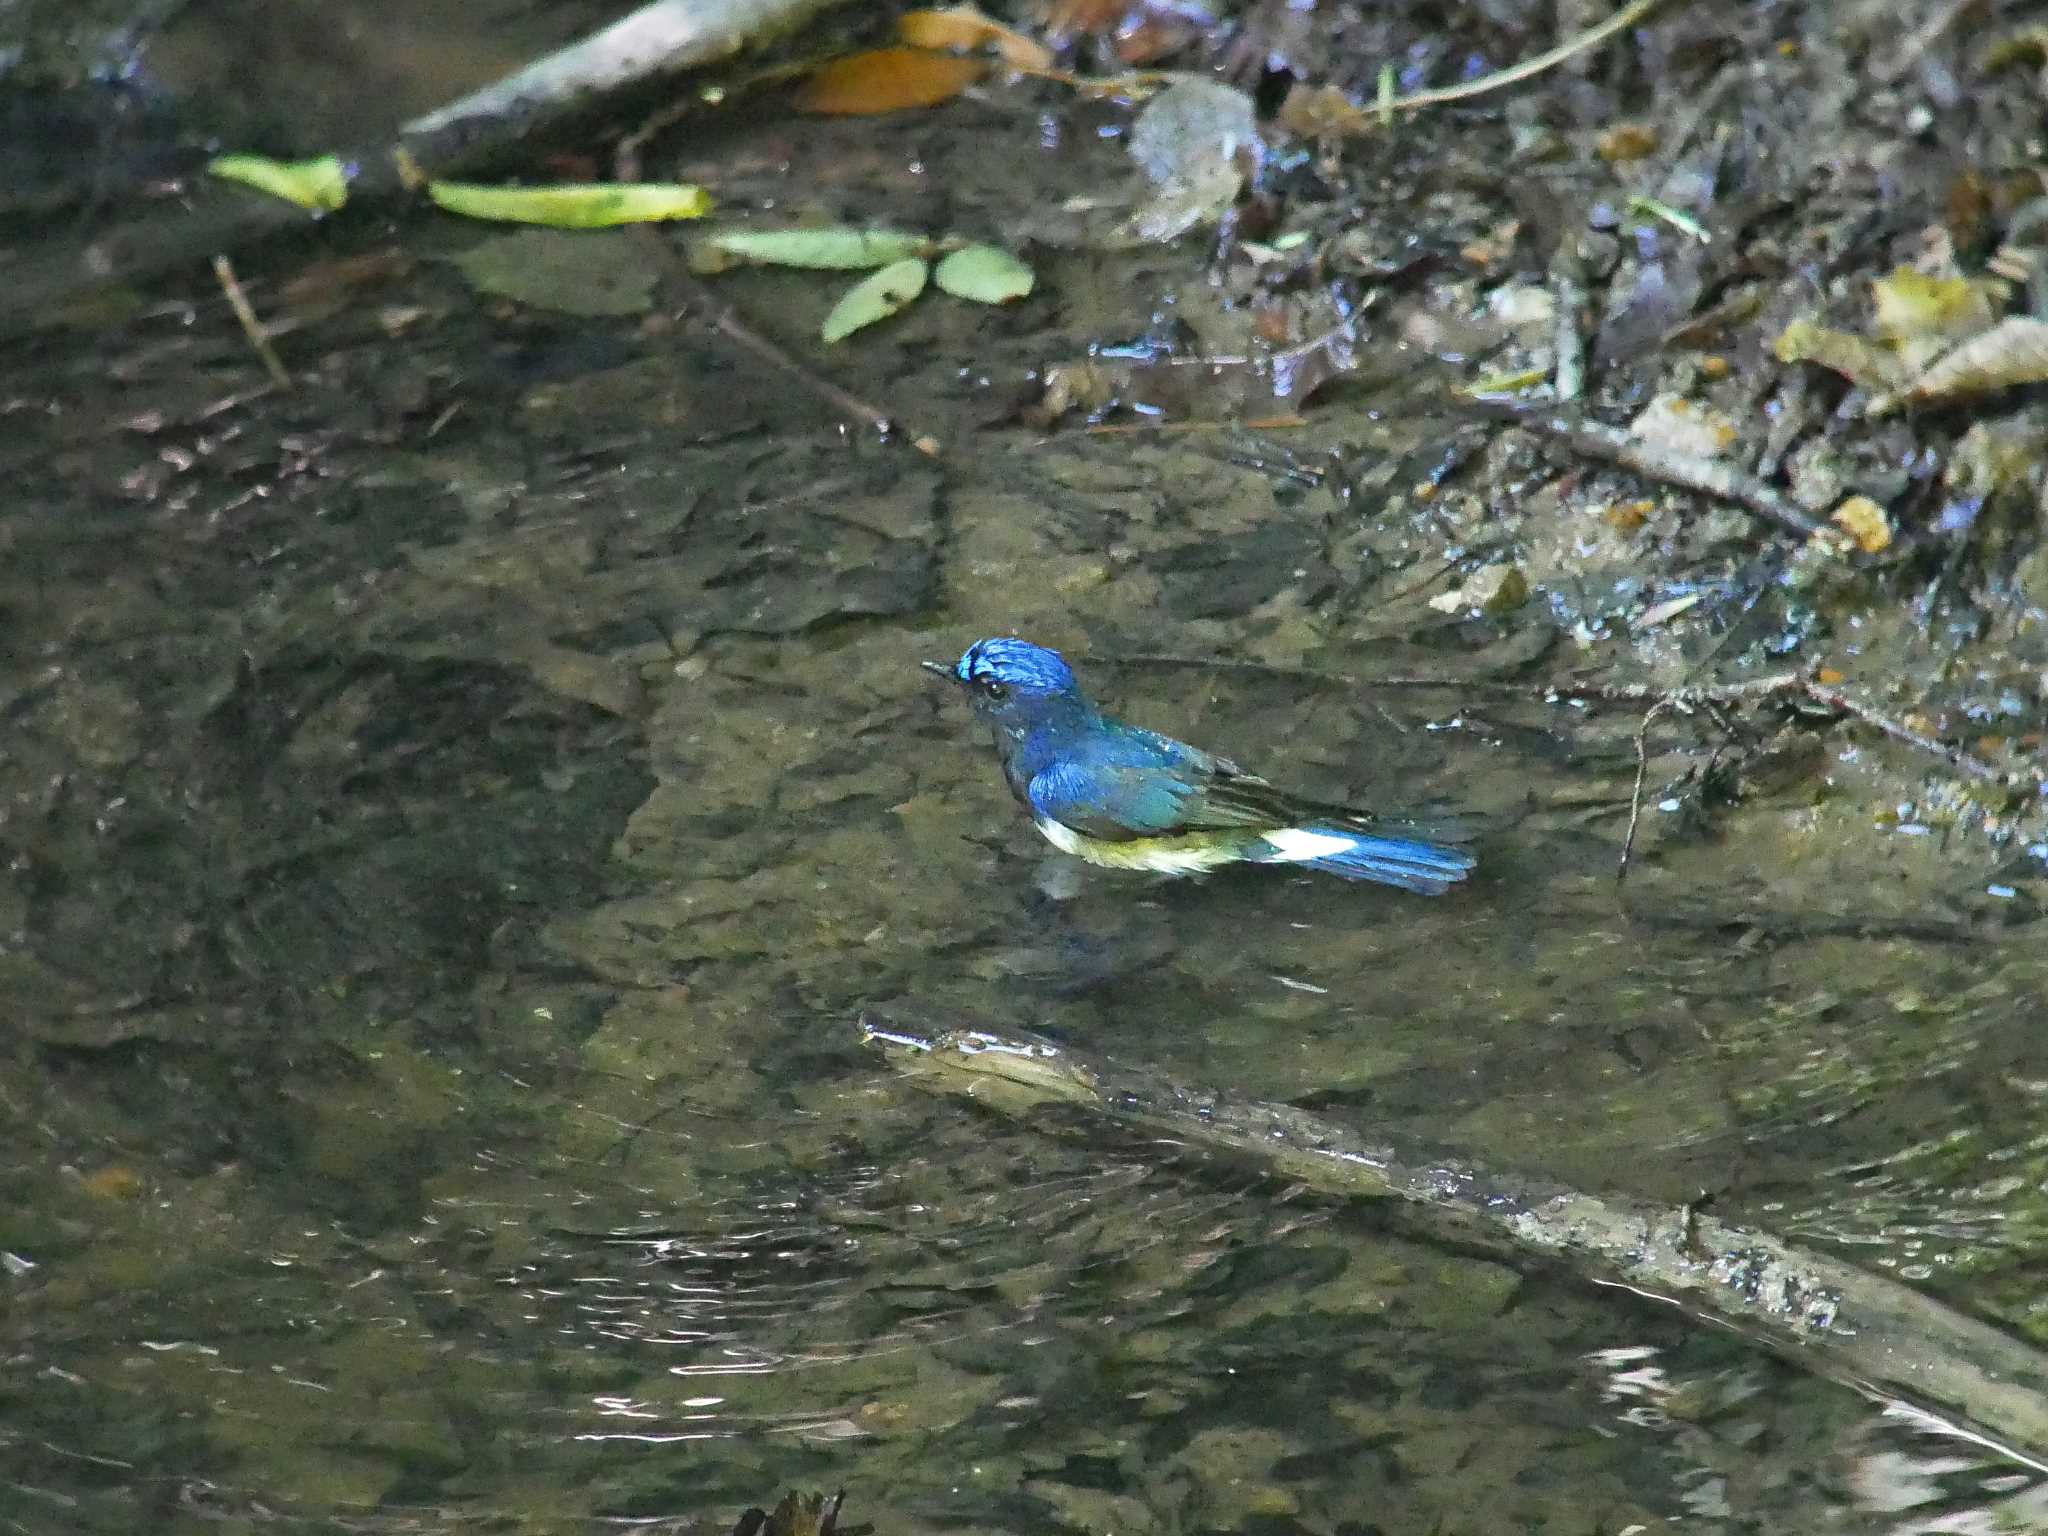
(1275, 82, 1367, 139)
(795, 48, 986, 114)
(1597, 122, 1659, 162)
(1886, 317, 2048, 413)
(898, 7, 1054, 70)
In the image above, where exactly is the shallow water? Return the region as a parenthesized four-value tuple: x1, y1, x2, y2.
(5, 7, 2048, 1534)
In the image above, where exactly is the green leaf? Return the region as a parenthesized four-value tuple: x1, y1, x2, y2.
(451, 229, 659, 316)
(821, 258, 929, 343)
(695, 227, 929, 273)
(428, 181, 712, 227)
(208, 153, 352, 212)
(933, 243, 1034, 305)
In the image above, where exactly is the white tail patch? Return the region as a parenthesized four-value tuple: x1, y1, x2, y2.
(1258, 827, 1360, 864)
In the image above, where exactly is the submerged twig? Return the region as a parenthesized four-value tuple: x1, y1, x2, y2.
(862, 1016, 2048, 1474)
(1802, 677, 2004, 781)
(1619, 694, 1677, 880)
(1550, 260, 1587, 402)
(1459, 397, 1832, 542)
(1609, 673, 2009, 879)
(1109, 652, 2026, 808)
(210, 256, 292, 390)
(632, 230, 938, 454)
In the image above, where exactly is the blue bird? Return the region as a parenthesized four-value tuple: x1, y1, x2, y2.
(926, 638, 1474, 894)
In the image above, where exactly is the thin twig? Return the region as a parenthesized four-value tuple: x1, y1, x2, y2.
(1458, 397, 1832, 542)
(1550, 262, 1587, 402)
(1804, 679, 2003, 781)
(1869, 0, 1978, 85)
(631, 229, 938, 454)
(1619, 695, 1677, 883)
(211, 255, 291, 390)
(1379, 0, 1665, 114)
(1112, 654, 2028, 788)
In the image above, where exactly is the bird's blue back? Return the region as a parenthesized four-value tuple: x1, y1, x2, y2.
(942, 637, 1474, 891)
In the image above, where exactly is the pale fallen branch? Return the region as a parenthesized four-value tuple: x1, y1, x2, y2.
(1459, 395, 1833, 542)
(0, 0, 854, 337)
(861, 1016, 2048, 1473)
(400, 0, 849, 169)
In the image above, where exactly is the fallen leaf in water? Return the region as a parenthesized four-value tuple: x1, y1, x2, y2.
(1042, 0, 1204, 61)
(821, 258, 930, 341)
(452, 228, 658, 316)
(797, 47, 986, 114)
(1831, 495, 1893, 554)
(1870, 266, 1999, 367)
(1430, 565, 1529, 617)
(1634, 592, 1704, 630)
(1110, 77, 1259, 245)
(1875, 316, 2048, 414)
(1629, 393, 1738, 459)
(429, 181, 712, 227)
(898, 6, 1053, 70)
(80, 1165, 146, 1200)
(692, 226, 930, 273)
(934, 243, 1034, 303)
(1597, 122, 1660, 162)
(209, 152, 352, 211)
(1773, 318, 1911, 393)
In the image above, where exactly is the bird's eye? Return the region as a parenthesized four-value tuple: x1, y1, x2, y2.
(980, 679, 1010, 702)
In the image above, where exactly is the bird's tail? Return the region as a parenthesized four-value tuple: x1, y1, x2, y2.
(1255, 821, 1476, 895)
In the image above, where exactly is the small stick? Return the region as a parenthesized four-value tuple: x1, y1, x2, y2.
(1375, 0, 1663, 115)
(631, 230, 937, 455)
(211, 255, 291, 390)
(1803, 678, 2004, 782)
(1459, 397, 1833, 543)
(1114, 655, 2029, 786)
(1618, 695, 1677, 883)
(1551, 263, 1587, 402)
(1869, 0, 1977, 84)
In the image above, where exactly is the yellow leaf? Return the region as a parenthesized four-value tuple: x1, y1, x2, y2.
(427, 181, 712, 227)
(1830, 495, 1892, 554)
(209, 153, 351, 212)
(1773, 319, 1910, 393)
(1870, 266, 1996, 346)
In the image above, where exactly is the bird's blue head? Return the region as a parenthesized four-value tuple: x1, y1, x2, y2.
(933, 638, 1090, 739)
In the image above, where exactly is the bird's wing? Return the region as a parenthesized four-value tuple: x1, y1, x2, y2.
(1190, 769, 1475, 845)
(1033, 742, 1474, 847)
(1027, 749, 1280, 841)
(1027, 759, 1195, 840)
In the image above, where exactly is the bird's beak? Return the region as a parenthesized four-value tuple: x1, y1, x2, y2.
(919, 660, 955, 681)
